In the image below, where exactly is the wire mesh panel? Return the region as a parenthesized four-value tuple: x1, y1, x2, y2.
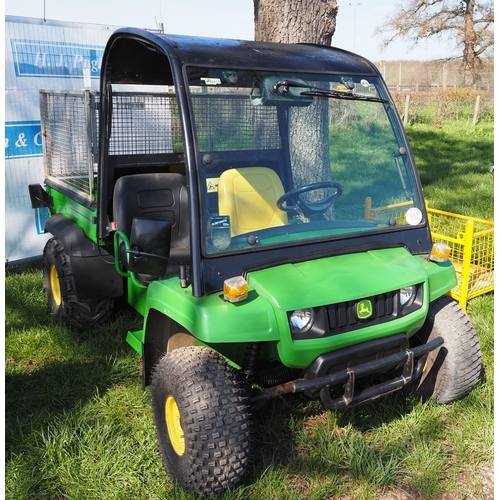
(40, 90, 184, 202)
(40, 90, 96, 199)
(191, 94, 280, 152)
(109, 93, 183, 155)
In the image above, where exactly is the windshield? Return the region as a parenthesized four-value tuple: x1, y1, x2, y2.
(187, 68, 424, 255)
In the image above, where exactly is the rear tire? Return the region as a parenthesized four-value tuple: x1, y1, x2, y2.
(43, 237, 114, 328)
(151, 346, 251, 497)
(413, 296, 482, 403)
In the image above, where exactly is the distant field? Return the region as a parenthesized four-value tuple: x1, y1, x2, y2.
(393, 89, 494, 127)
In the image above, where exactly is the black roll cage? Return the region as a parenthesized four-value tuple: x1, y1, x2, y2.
(96, 29, 431, 297)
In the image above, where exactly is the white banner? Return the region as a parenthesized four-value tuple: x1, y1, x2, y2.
(5, 16, 119, 263)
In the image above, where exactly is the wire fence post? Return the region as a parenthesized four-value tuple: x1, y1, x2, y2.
(472, 95, 481, 125)
(403, 94, 410, 125)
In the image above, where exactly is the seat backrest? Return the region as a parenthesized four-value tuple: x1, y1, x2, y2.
(218, 167, 288, 237)
(113, 173, 189, 256)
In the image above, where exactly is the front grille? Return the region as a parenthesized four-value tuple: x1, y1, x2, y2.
(289, 284, 423, 340)
(327, 290, 397, 333)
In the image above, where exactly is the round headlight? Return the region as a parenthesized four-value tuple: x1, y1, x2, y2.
(289, 308, 315, 334)
(400, 286, 417, 307)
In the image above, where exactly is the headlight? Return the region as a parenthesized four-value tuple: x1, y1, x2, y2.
(289, 308, 315, 334)
(400, 286, 417, 307)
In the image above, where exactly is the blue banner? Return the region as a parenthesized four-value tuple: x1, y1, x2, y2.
(10, 38, 104, 79)
(5, 120, 43, 159)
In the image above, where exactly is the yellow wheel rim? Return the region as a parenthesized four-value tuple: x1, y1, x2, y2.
(165, 395, 185, 456)
(50, 264, 62, 306)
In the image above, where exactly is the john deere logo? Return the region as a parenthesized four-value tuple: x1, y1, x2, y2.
(356, 300, 373, 319)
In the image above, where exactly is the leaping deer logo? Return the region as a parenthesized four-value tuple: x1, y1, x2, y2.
(357, 300, 373, 319)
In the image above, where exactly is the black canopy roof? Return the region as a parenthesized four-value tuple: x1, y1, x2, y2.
(101, 28, 380, 86)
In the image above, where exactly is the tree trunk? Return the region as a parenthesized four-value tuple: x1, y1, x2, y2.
(254, 0, 338, 45)
(254, 0, 339, 213)
(463, 0, 476, 88)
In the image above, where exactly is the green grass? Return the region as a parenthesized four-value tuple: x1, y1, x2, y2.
(331, 119, 406, 210)
(407, 122, 494, 220)
(5, 121, 494, 499)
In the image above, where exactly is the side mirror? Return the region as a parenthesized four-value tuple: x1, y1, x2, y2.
(28, 183, 50, 208)
(128, 217, 171, 277)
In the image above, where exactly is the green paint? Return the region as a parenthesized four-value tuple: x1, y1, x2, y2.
(131, 247, 455, 369)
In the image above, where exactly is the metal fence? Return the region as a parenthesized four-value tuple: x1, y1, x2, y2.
(391, 90, 494, 126)
(378, 60, 494, 92)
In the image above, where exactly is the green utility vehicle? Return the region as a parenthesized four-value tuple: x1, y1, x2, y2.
(29, 29, 482, 496)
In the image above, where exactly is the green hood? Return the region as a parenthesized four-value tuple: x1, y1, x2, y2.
(247, 247, 428, 311)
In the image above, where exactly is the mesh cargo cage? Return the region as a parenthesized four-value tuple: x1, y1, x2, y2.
(39, 90, 184, 203)
(364, 198, 494, 310)
(428, 208, 494, 309)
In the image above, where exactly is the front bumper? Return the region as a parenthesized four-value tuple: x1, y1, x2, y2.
(250, 335, 443, 410)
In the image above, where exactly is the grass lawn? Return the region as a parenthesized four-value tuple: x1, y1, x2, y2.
(5, 122, 494, 499)
(408, 122, 494, 220)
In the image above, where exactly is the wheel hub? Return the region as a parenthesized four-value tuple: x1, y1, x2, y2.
(165, 395, 185, 456)
(49, 264, 62, 306)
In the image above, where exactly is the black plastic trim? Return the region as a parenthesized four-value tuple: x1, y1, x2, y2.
(45, 214, 123, 300)
(203, 230, 432, 295)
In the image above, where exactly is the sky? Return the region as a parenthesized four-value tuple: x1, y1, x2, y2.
(4, 0, 459, 62)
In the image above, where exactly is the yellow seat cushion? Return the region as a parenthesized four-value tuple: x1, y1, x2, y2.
(218, 167, 288, 237)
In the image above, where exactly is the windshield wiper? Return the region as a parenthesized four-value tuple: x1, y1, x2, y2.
(300, 89, 388, 103)
(273, 79, 388, 103)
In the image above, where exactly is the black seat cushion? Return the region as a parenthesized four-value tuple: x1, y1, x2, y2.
(113, 173, 190, 277)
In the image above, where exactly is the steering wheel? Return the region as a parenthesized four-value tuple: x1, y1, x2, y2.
(277, 181, 344, 218)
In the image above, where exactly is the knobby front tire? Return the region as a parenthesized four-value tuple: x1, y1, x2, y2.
(151, 346, 251, 497)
